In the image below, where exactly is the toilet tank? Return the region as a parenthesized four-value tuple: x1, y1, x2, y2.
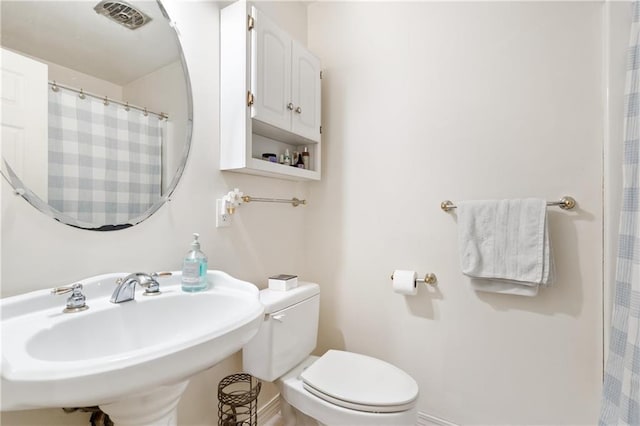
(242, 283, 320, 382)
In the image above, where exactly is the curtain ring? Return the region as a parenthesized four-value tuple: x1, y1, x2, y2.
(124, 101, 130, 112)
(159, 112, 167, 120)
(78, 88, 85, 99)
(143, 107, 148, 117)
(103, 96, 109, 106)
(51, 81, 59, 92)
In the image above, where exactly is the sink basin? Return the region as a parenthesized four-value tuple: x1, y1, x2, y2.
(1, 270, 264, 423)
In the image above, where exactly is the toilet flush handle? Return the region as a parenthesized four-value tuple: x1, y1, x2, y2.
(272, 314, 286, 322)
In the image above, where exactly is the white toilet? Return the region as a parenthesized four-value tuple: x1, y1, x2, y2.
(242, 283, 419, 425)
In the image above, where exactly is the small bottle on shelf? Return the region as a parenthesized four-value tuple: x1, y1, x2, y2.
(302, 147, 310, 170)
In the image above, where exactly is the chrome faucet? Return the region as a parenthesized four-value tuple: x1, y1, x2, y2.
(110, 272, 171, 303)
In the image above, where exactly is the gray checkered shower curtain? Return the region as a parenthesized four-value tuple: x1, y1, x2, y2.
(600, 1, 640, 424)
(47, 88, 163, 226)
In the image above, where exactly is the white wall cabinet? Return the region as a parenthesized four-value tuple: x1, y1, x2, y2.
(221, 2, 321, 181)
(251, 7, 321, 143)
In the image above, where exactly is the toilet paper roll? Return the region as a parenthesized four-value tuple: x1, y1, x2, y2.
(392, 270, 418, 295)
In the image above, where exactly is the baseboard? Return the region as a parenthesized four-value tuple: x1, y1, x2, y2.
(257, 394, 281, 424)
(417, 411, 459, 426)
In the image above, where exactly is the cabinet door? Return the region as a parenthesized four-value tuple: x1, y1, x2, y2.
(251, 7, 291, 132)
(291, 41, 321, 142)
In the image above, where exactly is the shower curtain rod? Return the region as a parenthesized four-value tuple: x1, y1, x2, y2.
(48, 81, 168, 120)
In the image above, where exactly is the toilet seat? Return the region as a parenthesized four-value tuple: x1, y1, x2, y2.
(300, 350, 418, 413)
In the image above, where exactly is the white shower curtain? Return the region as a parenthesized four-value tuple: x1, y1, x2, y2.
(600, 2, 640, 424)
(47, 87, 163, 227)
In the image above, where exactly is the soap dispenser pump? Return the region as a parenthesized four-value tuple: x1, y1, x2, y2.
(182, 233, 208, 292)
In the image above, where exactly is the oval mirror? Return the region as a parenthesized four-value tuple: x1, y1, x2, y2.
(0, 0, 192, 231)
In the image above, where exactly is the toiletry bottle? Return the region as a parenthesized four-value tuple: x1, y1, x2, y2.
(284, 149, 291, 166)
(302, 147, 310, 170)
(182, 233, 208, 292)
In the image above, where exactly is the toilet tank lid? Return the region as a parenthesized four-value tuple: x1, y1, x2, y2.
(260, 282, 319, 314)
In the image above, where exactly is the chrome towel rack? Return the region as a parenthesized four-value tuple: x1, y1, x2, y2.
(440, 196, 576, 212)
(222, 189, 306, 215)
(241, 196, 306, 207)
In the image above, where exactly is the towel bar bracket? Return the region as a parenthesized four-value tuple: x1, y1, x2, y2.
(441, 200, 455, 212)
(551, 196, 576, 210)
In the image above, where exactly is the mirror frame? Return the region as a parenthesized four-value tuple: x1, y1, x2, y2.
(0, 0, 193, 231)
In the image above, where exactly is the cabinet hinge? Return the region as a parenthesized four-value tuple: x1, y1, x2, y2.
(247, 91, 254, 107)
(248, 15, 255, 31)
(320, 70, 324, 80)
(320, 125, 323, 134)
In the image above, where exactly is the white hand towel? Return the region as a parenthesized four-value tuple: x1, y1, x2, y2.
(457, 199, 553, 296)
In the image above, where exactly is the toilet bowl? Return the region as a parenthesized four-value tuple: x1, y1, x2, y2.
(242, 283, 418, 425)
(279, 355, 418, 425)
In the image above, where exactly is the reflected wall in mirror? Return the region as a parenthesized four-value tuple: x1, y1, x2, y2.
(0, 0, 192, 230)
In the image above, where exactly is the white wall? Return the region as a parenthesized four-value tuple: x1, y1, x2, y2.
(307, 2, 604, 424)
(0, 1, 307, 424)
(47, 59, 123, 99)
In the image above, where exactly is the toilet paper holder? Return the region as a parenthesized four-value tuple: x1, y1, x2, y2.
(390, 272, 438, 286)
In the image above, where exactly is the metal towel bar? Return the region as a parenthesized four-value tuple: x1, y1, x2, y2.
(241, 196, 306, 207)
(440, 196, 576, 212)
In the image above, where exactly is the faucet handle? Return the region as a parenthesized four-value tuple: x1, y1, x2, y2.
(51, 282, 80, 295)
(143, 271, 172, 296)
(51, 283, 88, 313)
(152, 271, 173, 278)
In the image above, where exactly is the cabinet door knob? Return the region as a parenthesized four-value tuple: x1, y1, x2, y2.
(287, 102, 294, 111)
(295, 106, 302, 114)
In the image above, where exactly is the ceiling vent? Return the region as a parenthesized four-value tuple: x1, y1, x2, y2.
(93, 1, 151, 30)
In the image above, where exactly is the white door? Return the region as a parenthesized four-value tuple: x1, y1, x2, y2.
(291, 41, 321, 142)
(1, 48, 48, 200)
(251, 7, 291, 131)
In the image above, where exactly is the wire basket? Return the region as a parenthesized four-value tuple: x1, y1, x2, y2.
(218, 373, 262, 426)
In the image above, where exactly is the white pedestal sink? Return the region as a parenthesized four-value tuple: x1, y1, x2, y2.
(1, 271, 265, 425)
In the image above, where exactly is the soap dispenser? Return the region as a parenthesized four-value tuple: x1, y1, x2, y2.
(182, 233, 208, 292)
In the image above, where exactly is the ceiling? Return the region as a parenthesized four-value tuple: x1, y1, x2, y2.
(1, 1, 180, 86)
